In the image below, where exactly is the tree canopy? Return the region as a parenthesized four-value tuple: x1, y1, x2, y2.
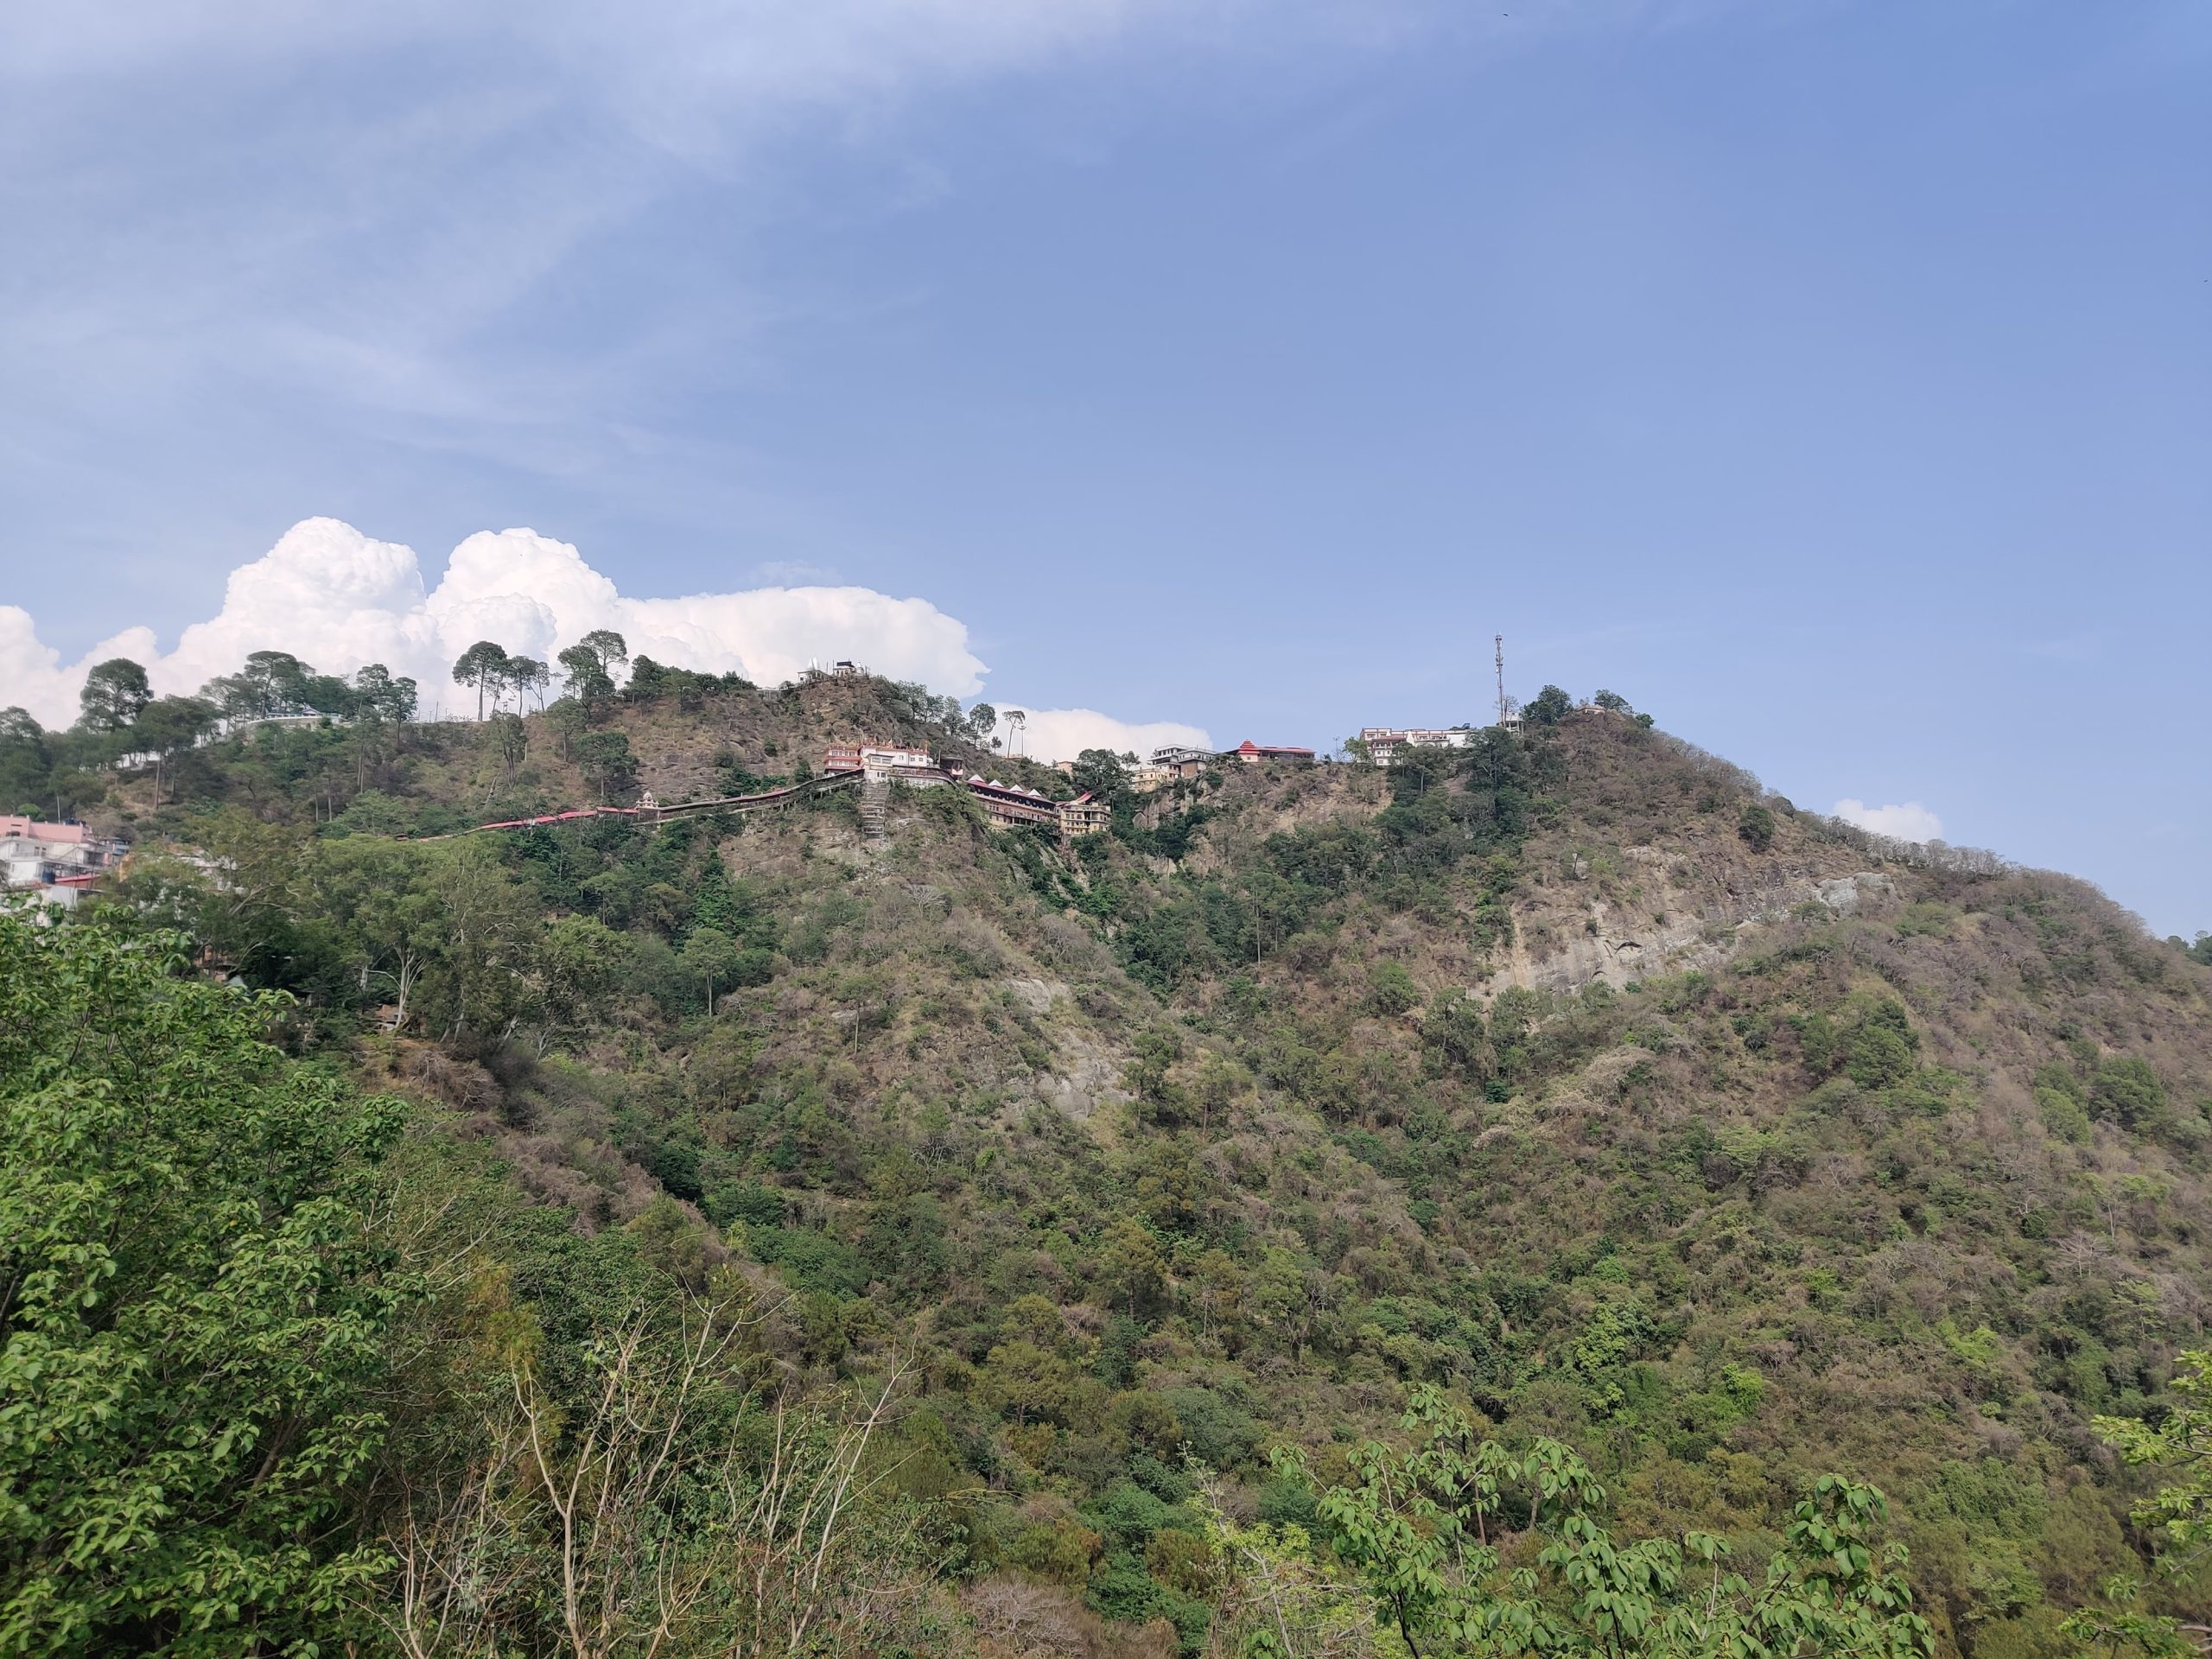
(450, 639, 512, 721)
(76, 658, 150, 732)
(0, 916, 407, 1649)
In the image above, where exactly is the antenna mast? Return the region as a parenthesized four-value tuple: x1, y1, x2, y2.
(1494, 634, 1507, 727)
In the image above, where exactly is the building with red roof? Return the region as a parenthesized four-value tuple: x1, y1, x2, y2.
(1230, 740, 1315, 765)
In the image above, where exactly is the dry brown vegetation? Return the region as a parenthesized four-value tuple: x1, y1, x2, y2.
(85, 681, 2212, 1656)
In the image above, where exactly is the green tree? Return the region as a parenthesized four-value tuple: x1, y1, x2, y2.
(245, 649, 315, 714)
(1738, 801, 1777, 851)
(0, 709, 51, 815)
(450, 639, 512, 721)
(678, 926, 752, 1018)
(1522, 684, 1573, 726)
(557, 642, 616, 712)
(1304, 1385, 1932, 1659)
(308, 837, 443, 1027)
(1249, 1249, 1322, 1362)
(578, 729, 637, 804)
(204, 650, 337, 722)
(505, 654, 550, 713)
(252, 649, 308, 707)
(2061, 1577, 2197, 1659)
(350, 661, 418, 724)
(624, 654, 673, 701)
(577, 628, 629, 677)
(131, 695, 219, 800)
(2071, 1351, 2212, 1656)
(537, 913, 631, 1045)
(2094, 1348, 2212, 1573)
(2093, 1057, 2169, 1130)
(0, 915, 406, 1650)
(488, 709, 528, 781)
(1421, 992, 1496, 1081)
(1097, 1217, 1169, 1320)
(1367, 959, 1421, 1016)
(76, 657, 150, 732)
(1072, 747, 1129, 799)
(422, 840, 542, 1039)
(977, 1339, 1071, 1427)
(1196, 1467, 1369, 1659)
(107, 810, 321, 991)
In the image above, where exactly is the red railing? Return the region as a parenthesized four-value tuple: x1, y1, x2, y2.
(408, 772, 860, 841)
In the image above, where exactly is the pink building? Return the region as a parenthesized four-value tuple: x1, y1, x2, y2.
(0, 816, 86, 843)
(1, 817, 120, 912)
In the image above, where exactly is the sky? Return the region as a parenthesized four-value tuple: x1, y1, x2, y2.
(1, 0, 2206, 933)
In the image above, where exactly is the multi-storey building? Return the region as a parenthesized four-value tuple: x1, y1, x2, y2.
(1056, 792, 1110, 837)
(956, 776, 1109, 839)
(1358, 727, 1477, 766)
(0, 817, 124, 912)
(821, 743, 949, 785)
(1150, 745, 1215, 782)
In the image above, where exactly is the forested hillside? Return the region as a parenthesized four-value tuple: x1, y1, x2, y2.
(4, 664, 2209, 1658)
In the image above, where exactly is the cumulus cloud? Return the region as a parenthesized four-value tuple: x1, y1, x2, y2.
(988, 705, 1211, 766)
(0, 609, 160, 732)
(0, 517, 986, 726)
(1832, 798, 1944, 844)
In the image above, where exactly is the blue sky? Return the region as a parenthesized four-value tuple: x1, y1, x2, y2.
(2, 0, 2207, 933)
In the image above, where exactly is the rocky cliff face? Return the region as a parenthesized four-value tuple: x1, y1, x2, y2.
(1481, 850, 1903, 998)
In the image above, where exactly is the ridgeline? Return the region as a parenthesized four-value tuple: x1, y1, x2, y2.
(3, 664, 2209, 1658)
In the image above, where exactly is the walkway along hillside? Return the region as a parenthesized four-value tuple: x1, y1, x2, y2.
(378, 741, 1116, 847)
(401, 769, 862, 841)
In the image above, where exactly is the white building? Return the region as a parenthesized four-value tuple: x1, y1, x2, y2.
(0, 817, 123, 912)
(1358, 727, 1478, 766)
(821, 743, 948, 785)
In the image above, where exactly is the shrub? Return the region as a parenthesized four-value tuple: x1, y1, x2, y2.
(1006, 1515, 1103, 1587)
(709, 1179, 786, 1228)
(1367, 959, 1421, 1016)
(2092, 1057, 2168, 1131)
(0, 918, 406, 1649)
(2037, 1086, 2093, 1144)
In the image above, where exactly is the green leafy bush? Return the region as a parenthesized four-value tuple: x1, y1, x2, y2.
(0, 918, 406, 1650)
(1738, 801, 1777, 850)
(2093, 1057, 2168, 1130)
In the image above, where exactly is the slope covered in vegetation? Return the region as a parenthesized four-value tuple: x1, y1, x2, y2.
(4, 665, 2209, 1657)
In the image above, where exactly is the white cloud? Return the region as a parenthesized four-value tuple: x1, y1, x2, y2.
(0, 609, 162, 735)
(1832, 798, 1944, 844)
(988, 704, 1211, 766)
(0, 516, 986, 726)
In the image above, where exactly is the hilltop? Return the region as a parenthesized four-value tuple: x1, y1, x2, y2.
(6, 665, 2211, 1657)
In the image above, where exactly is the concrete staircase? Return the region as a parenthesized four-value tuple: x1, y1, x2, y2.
(859, 775, 889, 842)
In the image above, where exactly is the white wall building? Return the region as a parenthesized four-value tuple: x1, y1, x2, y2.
(1358, 727, 1478, 766)
(0, 818, 122, 912)
(821, 743, 947, 785)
